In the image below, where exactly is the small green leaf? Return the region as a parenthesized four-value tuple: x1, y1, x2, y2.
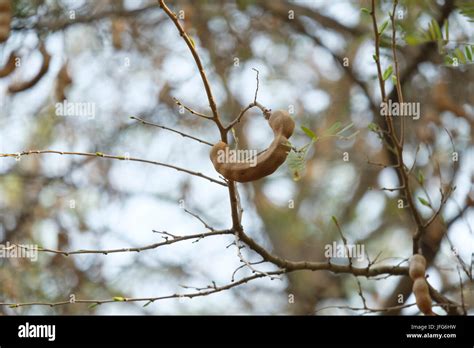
(331, 216, 339, 225)
(88, 303, 100, 309)
(95, 152, 104, 157)
(372, 54, 378, 62)
(361, 8, 370, 15)
(326, 121, 342, 135)
(444, 55, 454, 66)
(287, 145, 310, 181)
(465, 46, 472, 61)
(368, 122, 378, 132)
(301, 126, 317, 141)
(417, 197, 430, 207)
(113, 296, 126, 302)
(444, 19, 449, 41)
(379, 20, 389, 35)
(454, 48, 467, 64)
(417, 170, 425, 185)
(382, 65, 393, 81)
(391, 75, 398, 85)
(432, 19, 442, 40)
(9, 304, 18, 308)
(336, 122, 354, 136)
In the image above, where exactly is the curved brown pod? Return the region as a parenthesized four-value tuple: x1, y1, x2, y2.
(0, 51, 16, 77)
(409, 254, 426, 280)
(8, 44, 51, 94)
(210, 110, 295, 183)
(409, 254, 434, 315)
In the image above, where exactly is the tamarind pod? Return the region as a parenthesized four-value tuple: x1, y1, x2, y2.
(8, 44, 51, 94)
(268, 110, 295, 138)
(413, 278, 432, 315)
(409, 254, 427, 268)
(55, 63, 72, 101)
(210, 110, 295, 182)
(409, 254, 426, 280)
(0, 0, 11, 43)
(0, 51, 16, 77)
(409, 261, 425, 280)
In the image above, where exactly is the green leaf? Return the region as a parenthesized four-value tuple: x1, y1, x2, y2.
(113, 296, 126, 302)
(372, 54, 378, 62)
(361, 7, 370, 15)
(336, 122, 354, 136)
(368, 122, 378, 132)
(391, 75, 398, 85)
(459, 4, 474, 22)
(95, 152, 104, 157)
(287, 145, 310, 181)
(326, 121, 342, 135)
(454, 48, 467, 64)
(417, 170, 425, 185)
(465, 46, 473, 61)
(301, 126, 317, 141)
(405, 34, 424, 46)
(9, 304, 18, 308)
(444, 55, 454, 66)
(88, 303, 100, 309)
(444, 19, 449, 42)
(417, 197, 430, 207)
(379, 20, 389, 35)
(432, 19, 442, 40)
(331, 216, 339, 225)
(382, 65, 393, 81)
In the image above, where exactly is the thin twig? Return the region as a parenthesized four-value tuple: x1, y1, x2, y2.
(13, 230, 233, 256)
(0, 150, 227, 186)
(131, 116, 213, 146)
(173, 98, 213, 120)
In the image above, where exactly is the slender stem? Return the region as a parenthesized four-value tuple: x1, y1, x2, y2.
(0, 150, 227, 186)
(131, 116, 213, 146)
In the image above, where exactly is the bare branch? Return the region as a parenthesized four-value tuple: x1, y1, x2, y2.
(0, 150, 227, 186)
(14, 229, 233, 256)
(131, 116, 213, 146)
(173, 98, 213, 121)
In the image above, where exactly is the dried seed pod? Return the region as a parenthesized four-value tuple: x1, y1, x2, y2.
(0, 51, 16, 77)
(210, 110, 295, 182)
(413, 278, 432, 315)
(55, 63, 72, 101)
(0, 0, 11, 43)
(409, 254, 426, 280)
(8, 44, 51, 94)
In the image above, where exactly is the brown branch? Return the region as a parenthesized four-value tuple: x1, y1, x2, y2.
(159, 0, 226, 140)
(12, 3, 161, 32)
(13, 229, 232, 256)
(2, 270, 285, 309)
(0, 150, 227, 186)
(371, 0, 425, 254)
(130, 116, 213, 146)
(173, 98, 213, 120)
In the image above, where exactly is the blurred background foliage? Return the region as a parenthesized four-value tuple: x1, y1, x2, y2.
(0, 0, 473, 314)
